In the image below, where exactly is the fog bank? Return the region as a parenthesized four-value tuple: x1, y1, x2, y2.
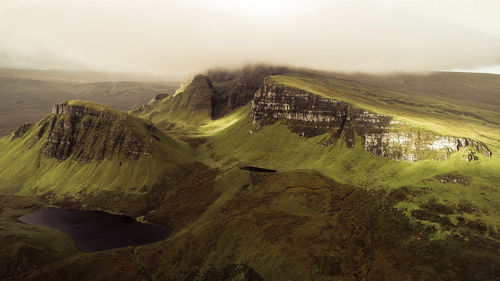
(1, 0, 499, 77)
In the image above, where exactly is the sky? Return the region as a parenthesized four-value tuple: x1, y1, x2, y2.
(1, 0, 499, 78)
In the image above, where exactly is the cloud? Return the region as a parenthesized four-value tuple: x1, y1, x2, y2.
(0, 0, 499, 77)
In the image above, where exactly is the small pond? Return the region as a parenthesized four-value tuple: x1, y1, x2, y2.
(240, 166, 277, 172)
(18, 207, 170, 252)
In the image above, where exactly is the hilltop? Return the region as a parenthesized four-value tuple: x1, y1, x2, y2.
(0, 100, 217, 216)
(1, 65, 499, 280)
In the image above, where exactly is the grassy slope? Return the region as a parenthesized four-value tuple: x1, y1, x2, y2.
(0, 196, 80, 280)
(132, 76, 213, 136)
(271, 73, 500, 152)
(16, 169, 500, 281)
(128, 69, 500, 235)
(0, 102, 194, 200)
(187, 71, 500, 237)
(1, 70, 500, 280)
(330, 71, 500, 106)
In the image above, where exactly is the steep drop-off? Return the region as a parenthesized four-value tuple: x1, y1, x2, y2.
(41, 102, 156, 160)
(1, 66, 500, 281)
(0, 100, 199, 207)
(207, 64, 288, 118)
(132, 65, 289, 130)
(132, 74, 215, 129)
(251, 79, 492, 162)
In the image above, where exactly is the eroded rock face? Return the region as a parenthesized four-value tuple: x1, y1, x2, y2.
(208, 65, 289, 119)
(153, 93, 169, 101)
(251, 80, 492, 162)
(37, 103, 154, 161)
(182, 74, 214, 113)
(51, 103, 127, 121)
(12, 122, 33, 139)
(363, 132, 492, 161)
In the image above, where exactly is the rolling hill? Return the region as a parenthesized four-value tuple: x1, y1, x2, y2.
(1, 65, 499, 280)
(0, 68, 179, 136)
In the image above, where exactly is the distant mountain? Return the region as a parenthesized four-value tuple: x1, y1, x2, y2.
(0, 73, 179, 136)
(0, 67, 175, 83)
(1, 65, 499, 280)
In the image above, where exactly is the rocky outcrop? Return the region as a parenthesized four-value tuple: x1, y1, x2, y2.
(12, 122, 33, 139)
(182, 75, 214, 114)
(132, 66, 289, 126)
(363, 132, 492, 161)
(433, 173, 470, 186)
(208, 65, 288, 119)
(251, 80, 492, 162)
(153, 93, 169, 101)
(36, 102, 155, 161)
(51, 103, 126, 121)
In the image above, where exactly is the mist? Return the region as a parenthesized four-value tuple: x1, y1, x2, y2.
(1, 0, 499, 78)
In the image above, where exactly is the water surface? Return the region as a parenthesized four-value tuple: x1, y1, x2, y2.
(19, 207, 170, 252)
(240, 166, 276, 172)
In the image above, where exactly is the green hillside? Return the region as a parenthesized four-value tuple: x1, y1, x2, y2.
(132, 74, 214, 132)
(0, 101, 202, 214)
(330, 71, 500, 106)
(270, 72, 500, 152)
(133, 68, 500, 243)
(195, 103, 500, 237)
(1, 67, 499, 280)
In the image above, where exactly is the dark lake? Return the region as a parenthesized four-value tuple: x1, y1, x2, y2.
(240, 166, 276, 172)
(18, 207, 171, 252)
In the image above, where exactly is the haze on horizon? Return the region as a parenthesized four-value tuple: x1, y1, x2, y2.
(1, 0, 499, 78)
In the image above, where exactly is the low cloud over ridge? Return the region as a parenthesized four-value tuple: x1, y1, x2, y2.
(1, 0, 499, 77)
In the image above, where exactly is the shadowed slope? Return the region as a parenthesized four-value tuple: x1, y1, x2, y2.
(0, 101, 200, 214)
(16, 170, 500, 281)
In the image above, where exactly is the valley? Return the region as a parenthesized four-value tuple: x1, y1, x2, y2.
(0, 68, 179, 136)
(0, 65, 499, 280)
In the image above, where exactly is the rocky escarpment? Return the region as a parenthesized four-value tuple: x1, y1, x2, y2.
(208, 65, 288, 119)
(153, 93, 169, 101)
(51, 103, 128, 120)
(159, 74, 214, 123)
(131, 66, 289, 127)
(363, 132, 492, 161)
(180, 74, 214, 115)
(33, 102, 157, 161)
(12, 122, 33, 139)
(251, 80, 492, 162)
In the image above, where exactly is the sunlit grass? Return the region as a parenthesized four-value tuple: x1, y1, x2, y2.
(271, 73, 500, 153)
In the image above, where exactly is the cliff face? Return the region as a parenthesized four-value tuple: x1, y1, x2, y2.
(12, 122, 33, 139)
(251, 80, 492, 162)
(51, 103, 127, 121)
(180, 74, 214, 114)
(208, 65, 289, 119)
(132, 66, 289, 127)
(33, 102, 155, 161)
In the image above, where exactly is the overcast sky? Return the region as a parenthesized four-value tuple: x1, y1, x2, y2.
(1, 0, 499, 78)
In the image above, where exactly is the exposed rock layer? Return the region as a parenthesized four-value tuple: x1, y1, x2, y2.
(36, 103, 155, 160)
(153, 93, 169, 101)
(12, 122, 33, 139)
(208, 65, 288, 118)
(251, 80, 492, 162)
(51, 103, 126, 120)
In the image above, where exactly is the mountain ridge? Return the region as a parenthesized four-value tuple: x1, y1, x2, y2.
(1, 65, 500, 281)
